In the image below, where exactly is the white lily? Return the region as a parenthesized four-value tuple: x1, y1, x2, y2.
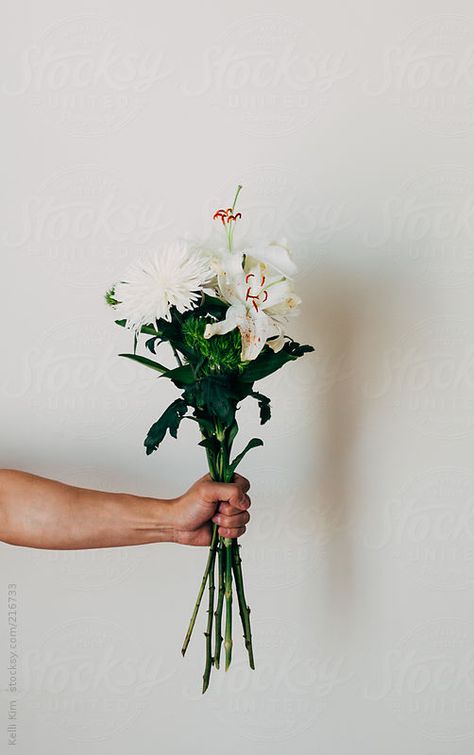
(204, 247, 301, 361)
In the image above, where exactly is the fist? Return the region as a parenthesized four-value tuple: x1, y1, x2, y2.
(172, 473, 251, 546)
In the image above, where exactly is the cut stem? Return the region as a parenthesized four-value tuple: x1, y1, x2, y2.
(224, 537, 233, 670)
(232, 539, 255, 669)
(214, 537, 225, 669)
(181, 523, 218, 657)
(202, 541, 217, 694)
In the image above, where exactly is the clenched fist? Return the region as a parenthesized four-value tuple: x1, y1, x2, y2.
(171, 473, 251, 546)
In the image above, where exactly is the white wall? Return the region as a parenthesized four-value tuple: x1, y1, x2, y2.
(2, 0, 474, 752)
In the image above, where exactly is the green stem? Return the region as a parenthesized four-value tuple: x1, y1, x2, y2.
(227, 184, 242, 251)
(181, 415, 256, 691)
(214, 537, 225, 669)
(224, 537, 233, 670)
(202, 539, 217, 693)
(172, 345, 183, 367)
(231, 184, 242, 212)
(231, 539, 255, 669)
(181, 523, 218, 657)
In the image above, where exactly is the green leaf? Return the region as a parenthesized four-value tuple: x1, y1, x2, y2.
(105, 288, 118, 306)
(250, 390, 271, 424)
(183, 414, 215, 434)
(227, 419, 239, 447)
(184, 375, 240, 427)
(144, 398, 188, 455)
(198, 436, 221, 455)
(161, 364, 195, 387)
(240, 341, 314, 382)
(229, 438, 263, 475)
(115, 319, 161, 336)
(145, 336, 162, 354)
(199, 293, 228, 318)
(119, 353, 169, 374)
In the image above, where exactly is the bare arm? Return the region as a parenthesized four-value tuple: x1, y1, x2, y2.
(0, 469, 251, 550)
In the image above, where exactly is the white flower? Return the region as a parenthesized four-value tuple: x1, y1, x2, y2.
(112, 240, 211, 331)
(204, 248, 301, 361)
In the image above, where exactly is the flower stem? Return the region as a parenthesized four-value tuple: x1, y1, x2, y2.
(202, 539, 217, 694)
(227, 184, 242, 250)
(214, 537, 225, 669)
(182, 417, 255, 691)
(231, 184, 243, 212)
(181, 523, 218, 657)
(231, 539, 255, 669)
(224, 537, 233, 670)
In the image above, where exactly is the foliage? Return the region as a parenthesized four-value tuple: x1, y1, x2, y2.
(144, 398, 188, 455)
(113, 302, 313, 458)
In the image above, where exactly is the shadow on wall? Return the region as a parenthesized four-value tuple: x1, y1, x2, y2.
(303, 250, 433, 635)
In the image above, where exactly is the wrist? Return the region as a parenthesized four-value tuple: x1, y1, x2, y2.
(120, 492, 177, 545)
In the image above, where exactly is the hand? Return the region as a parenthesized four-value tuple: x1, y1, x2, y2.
(171, 473, 251, 546)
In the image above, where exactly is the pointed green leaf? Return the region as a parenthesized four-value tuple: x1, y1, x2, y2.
(119, 353, 169, 374)
(115, 319, 161, 336)
(240, 341, 314, 382)
(144, 398, 188, 455)
(161, 364, 195, 387)
(250, 390, 271, 424)
(229, 437, 263, 475)
(198, 436, 221, 454)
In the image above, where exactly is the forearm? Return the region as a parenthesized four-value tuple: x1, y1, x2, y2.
(0, 469, 176, 549)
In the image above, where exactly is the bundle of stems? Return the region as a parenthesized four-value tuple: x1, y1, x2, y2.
(181, 421, 255, 694)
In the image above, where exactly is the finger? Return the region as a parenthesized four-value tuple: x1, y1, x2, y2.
(202, 481, 249, 511)
(217, 495, 251, 516)
(232, 473, 250, 493)
(218, 525, 247, 539)
(212, 510, 250, 528)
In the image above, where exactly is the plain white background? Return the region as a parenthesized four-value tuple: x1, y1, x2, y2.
(1, 0, 474, 752)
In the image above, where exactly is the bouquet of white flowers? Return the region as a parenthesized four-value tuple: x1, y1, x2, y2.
(106, 186, 313, 693)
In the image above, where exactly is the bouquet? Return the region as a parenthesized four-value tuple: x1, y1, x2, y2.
(105, 185, 313, 692)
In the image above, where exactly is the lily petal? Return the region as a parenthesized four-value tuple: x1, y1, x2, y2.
(267, 333, 285, 352)
(240, 309, 281, 361)
(204, 303, 247, 338)
(245, 242, 297, 278)
(265, 292, 302, 317)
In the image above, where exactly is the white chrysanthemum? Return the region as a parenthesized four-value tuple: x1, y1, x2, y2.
(112, 241, 211, 331)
